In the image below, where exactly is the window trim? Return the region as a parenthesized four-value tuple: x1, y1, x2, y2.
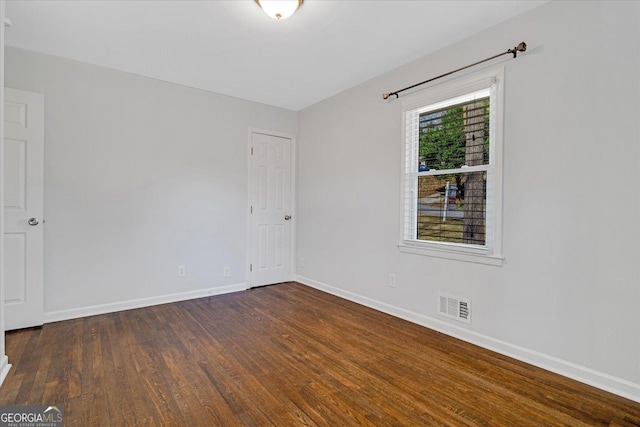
(398, 68, 505, 266)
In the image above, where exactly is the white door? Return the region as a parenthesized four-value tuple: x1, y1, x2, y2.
(250, 132, 293, 287)
(4, 88, 44, 330)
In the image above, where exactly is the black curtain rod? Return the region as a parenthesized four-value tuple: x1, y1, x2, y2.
(382, 42, 527, 100)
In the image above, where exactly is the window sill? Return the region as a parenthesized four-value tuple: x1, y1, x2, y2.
(397, 242, 504, 266)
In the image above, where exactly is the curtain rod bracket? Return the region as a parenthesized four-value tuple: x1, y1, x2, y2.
(382, 41, 527, 100)
(508, 41, 527, 58)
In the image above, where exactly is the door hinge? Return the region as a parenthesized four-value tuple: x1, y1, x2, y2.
(250, 205, 253, 214)
(250, 264, 253, 272)
(251, 147, 254, 156)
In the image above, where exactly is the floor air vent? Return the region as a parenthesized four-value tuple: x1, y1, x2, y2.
(438, 293, 471, 324)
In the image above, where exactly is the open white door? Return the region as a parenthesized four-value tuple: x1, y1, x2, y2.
(4, 87, 44, 330)
(250, 132, 293, 287)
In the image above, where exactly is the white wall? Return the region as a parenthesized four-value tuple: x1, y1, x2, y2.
(296, 1, 640, 400)
(4, 47, 297, 317)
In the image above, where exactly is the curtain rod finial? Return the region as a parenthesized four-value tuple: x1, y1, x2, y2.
(383, 93, 390, 100)
(510, 41, 527, 58)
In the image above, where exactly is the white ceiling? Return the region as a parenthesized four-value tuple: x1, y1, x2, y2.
(5, 1, 547, 111)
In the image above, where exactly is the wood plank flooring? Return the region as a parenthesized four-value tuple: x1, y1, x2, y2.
(1, 282, 639, 426)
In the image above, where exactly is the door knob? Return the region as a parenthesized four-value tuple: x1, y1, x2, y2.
(28, 217, 39, 226)
(284, 215, 292, 220)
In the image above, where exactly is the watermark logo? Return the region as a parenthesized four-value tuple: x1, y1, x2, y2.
(0, 405, 64, 427)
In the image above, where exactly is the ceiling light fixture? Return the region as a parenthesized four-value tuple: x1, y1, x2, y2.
(255, 0, 303, 20)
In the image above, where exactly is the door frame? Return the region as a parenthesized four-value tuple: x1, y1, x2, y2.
(0, 1, 8, 386)
(246, 128, 296, 288)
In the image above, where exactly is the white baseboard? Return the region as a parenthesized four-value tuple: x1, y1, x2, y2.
(296, 275, 640, 403)
(43, 283, 247, 324)
(0, 355, 10, 387)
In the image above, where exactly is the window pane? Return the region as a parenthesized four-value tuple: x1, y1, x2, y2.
(418, 97, 489, 171)
(417, 172, 486, 245)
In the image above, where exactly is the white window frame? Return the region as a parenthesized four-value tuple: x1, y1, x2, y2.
(398, 68, 505, 266)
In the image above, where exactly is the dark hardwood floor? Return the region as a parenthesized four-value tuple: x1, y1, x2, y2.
(1, 282, 639, 426)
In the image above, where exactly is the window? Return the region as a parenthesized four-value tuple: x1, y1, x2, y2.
(399, 70, 504, 265)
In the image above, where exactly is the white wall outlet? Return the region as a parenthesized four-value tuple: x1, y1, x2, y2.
(177, 265, 186, 278)
(223, 267, 231, 277)
(388, 274, 396, 288)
